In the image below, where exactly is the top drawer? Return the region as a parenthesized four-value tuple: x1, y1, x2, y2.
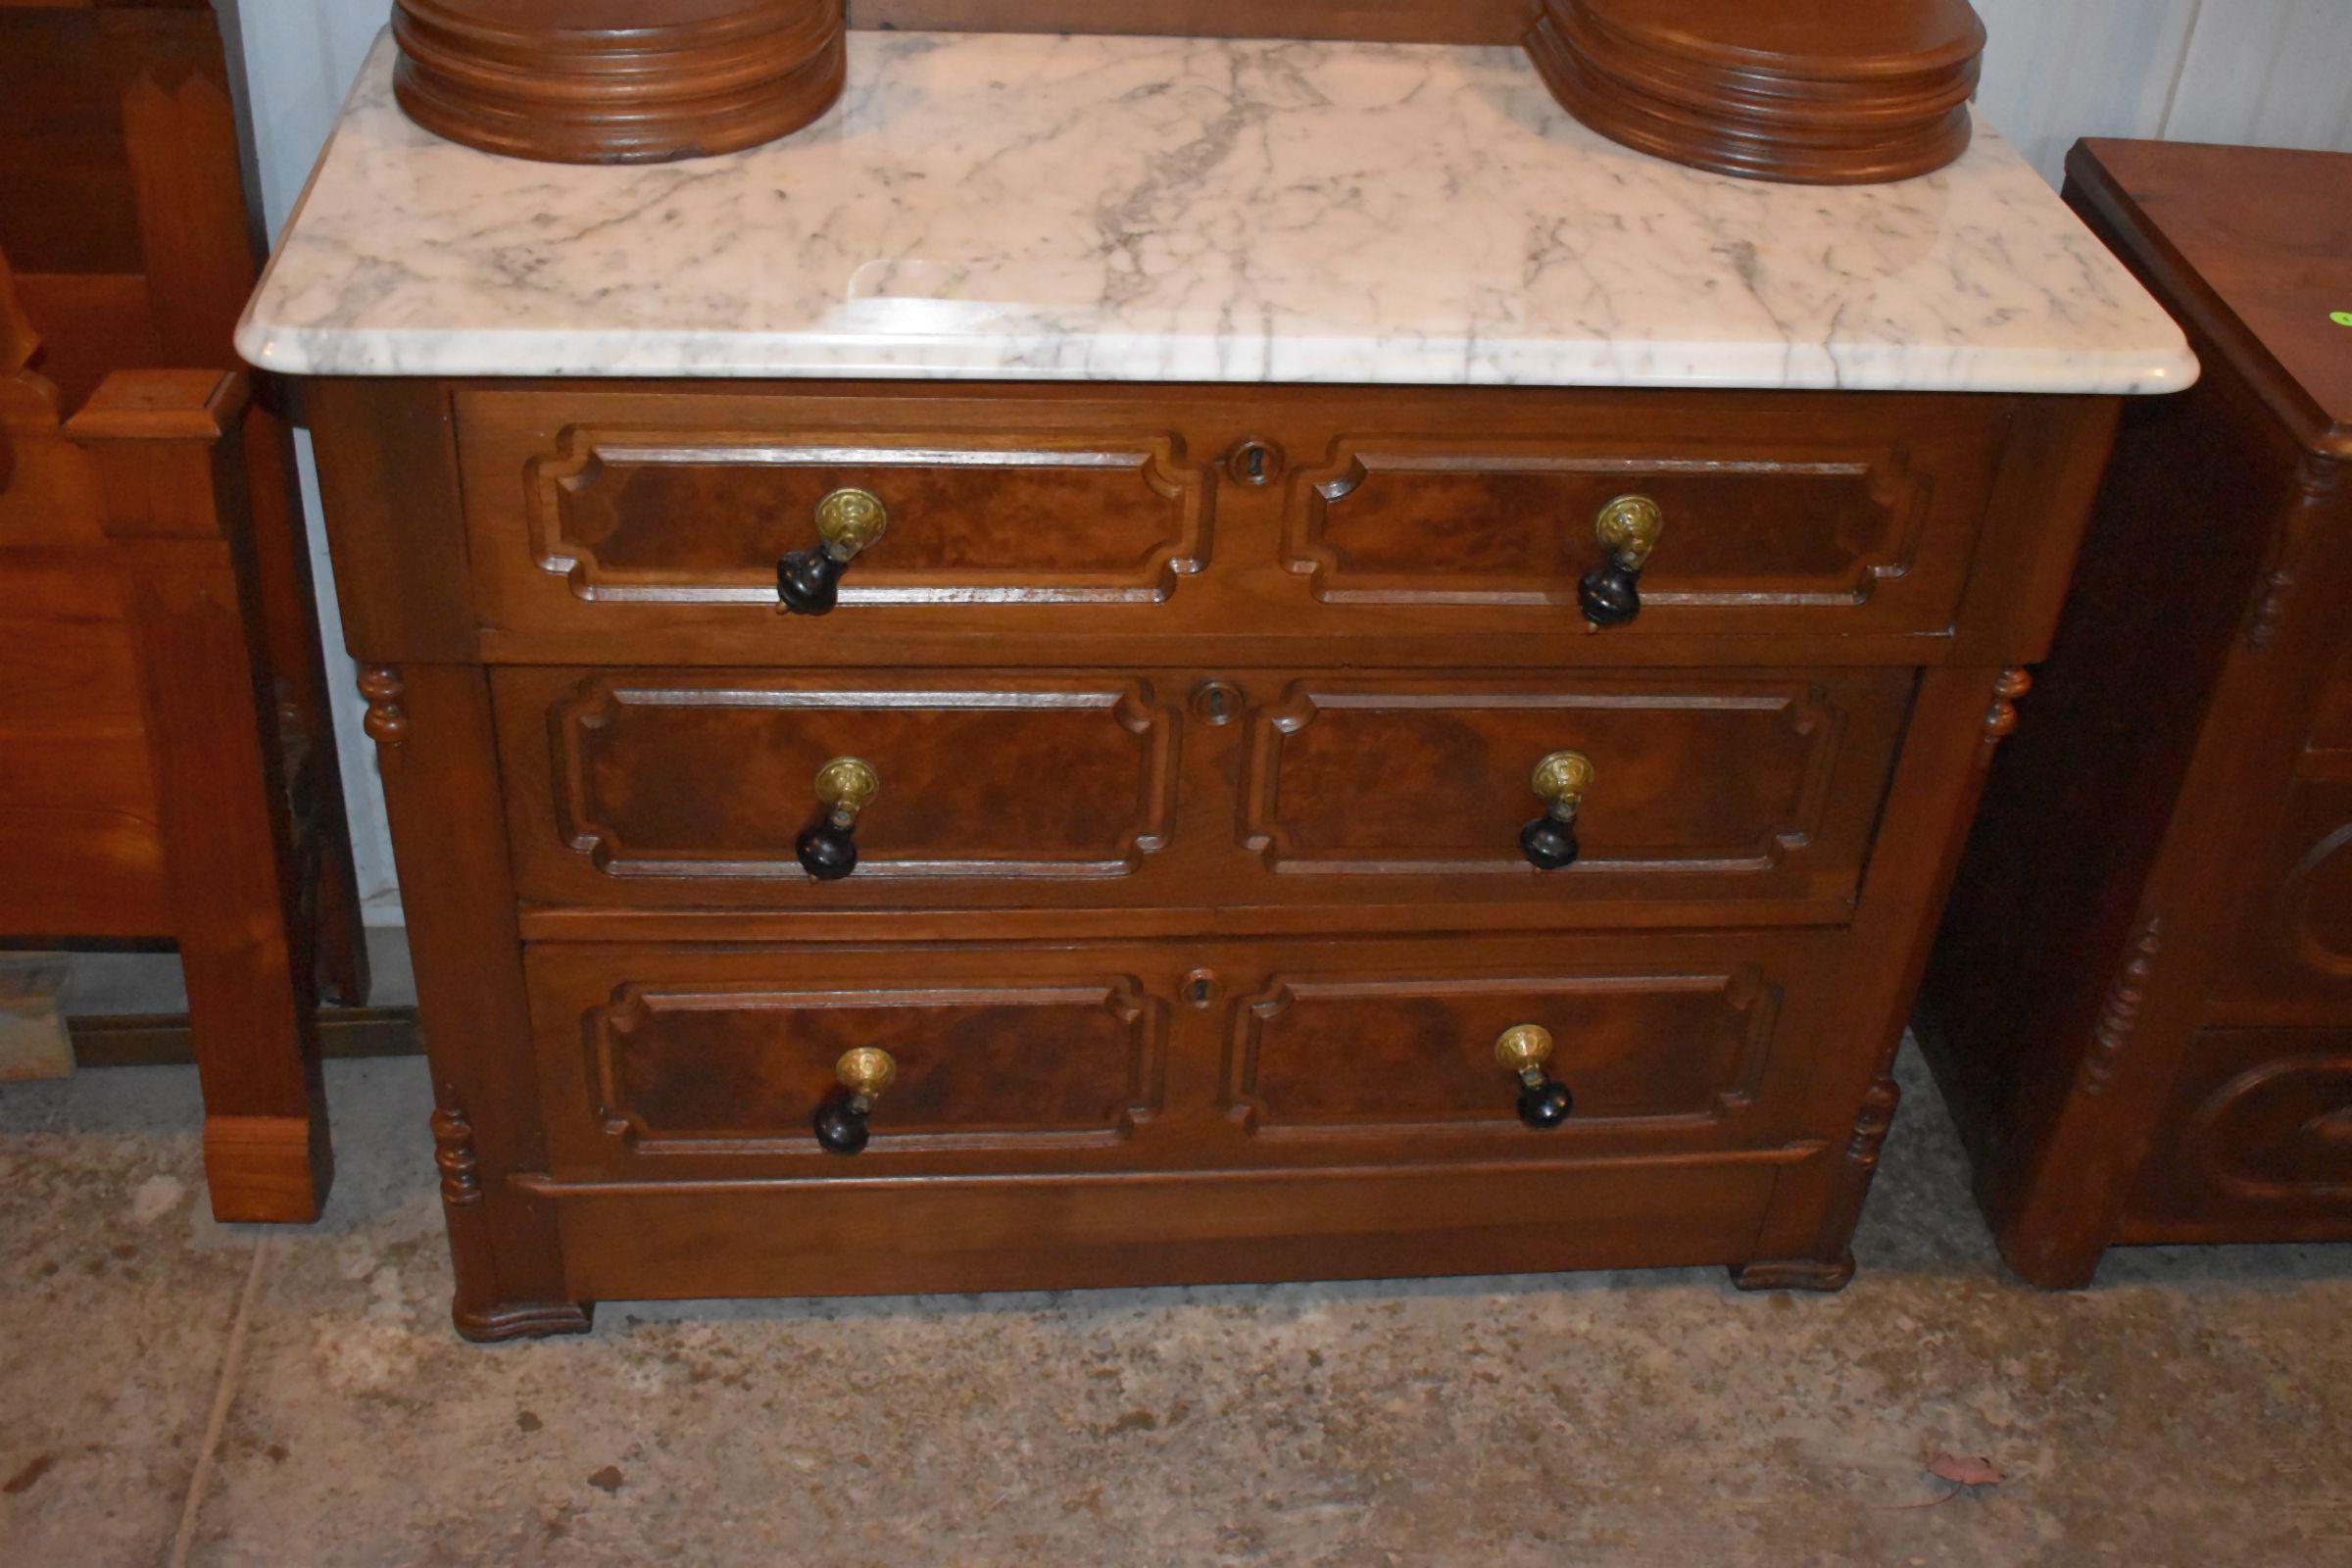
(452, 384, 2015, 662)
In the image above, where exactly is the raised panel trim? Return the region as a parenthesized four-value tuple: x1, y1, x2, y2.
(550, 674, 1179, 880)
(524, 428, 1213, 605)
(1284, 439, 1932, 608)
(1224, 966, 1779, 1140)
(1240, 678, 1845, 876)
(587, 977, 1168, 1154)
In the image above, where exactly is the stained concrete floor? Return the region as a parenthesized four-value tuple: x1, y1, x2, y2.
(3, 1044, 2349, 1567)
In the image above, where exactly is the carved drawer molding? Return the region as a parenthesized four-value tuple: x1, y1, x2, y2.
(521, 426, 1213, 605)
(1240, 675, 1856, 879)
(1285, 436, 1936, 610)
(546, 672, 1178, 880)
(583, 976, 1167, 1154)
(1225, 964, 1780, 1139)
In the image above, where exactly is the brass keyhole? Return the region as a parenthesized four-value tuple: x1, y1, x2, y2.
(1185, 970, 1220, 1007)
(1192, 679, 1242, 725)
(1227, 438, 1283, 486)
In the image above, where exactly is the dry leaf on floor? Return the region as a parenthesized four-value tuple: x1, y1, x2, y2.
(1925, 1448, 2005, 1488)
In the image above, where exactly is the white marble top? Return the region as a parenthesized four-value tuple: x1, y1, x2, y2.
(238, 29, 2195, 393)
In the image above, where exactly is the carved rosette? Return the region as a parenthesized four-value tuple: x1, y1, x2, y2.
(358, 664, 408, 747)
(2081, 913, 2165, 1098)
(429, 1099, 482, 1207)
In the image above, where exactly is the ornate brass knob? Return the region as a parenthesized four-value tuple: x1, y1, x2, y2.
(1494, 1024, 1574, 1129)
(1520, 749, 1592, 871)
(1579, 494, 1662, 629)
(795, 756, 878, 881)
(814, 1046, 896, 1153)
(777, 486, 889, 615)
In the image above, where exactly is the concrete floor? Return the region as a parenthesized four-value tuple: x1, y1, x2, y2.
(3, 1045, 2349, 1567)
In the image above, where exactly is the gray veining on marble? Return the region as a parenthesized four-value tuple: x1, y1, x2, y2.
(239, 31, 2194, 394)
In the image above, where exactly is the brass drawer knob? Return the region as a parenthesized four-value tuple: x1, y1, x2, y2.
(1579, 494, 1663, 628)
(1520, 749, 1593, 871)
(1494, 1024, 1574, 1129)
(777, 486, 889, 615)
(815, 1046, 897, 1153)
(795, 756, 878, 881)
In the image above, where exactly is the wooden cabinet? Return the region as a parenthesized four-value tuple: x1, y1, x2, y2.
(1918, 140, 2352, 1285)
(307, 365, 2121, 1337)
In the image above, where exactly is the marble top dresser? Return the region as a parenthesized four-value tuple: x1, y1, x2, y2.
(243, 28, 2191, 1337)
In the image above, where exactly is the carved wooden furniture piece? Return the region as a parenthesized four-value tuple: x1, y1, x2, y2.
(287, 370, 2134, 1337)
(0, 0, 368, 1222)
(248, 27, 2186, 1336)
(1918, 140, 2352, 1287)
(391, 0, 846, 163)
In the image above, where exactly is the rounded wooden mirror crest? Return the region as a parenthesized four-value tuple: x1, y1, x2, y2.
(1528, 0, 1987, 184)
(390, 0, 845, 165)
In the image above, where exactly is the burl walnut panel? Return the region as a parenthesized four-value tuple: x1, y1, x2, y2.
(1288, 399, 2007, 634)
(528, 945, 1165, 1173)
(1244, 670, 1906, 903)
(1232, 964, 1778, 1134)
(457, 387, 1215, 626)
(514, 667, 1175, 884)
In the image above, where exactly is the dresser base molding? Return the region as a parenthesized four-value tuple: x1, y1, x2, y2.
(502, 1145, 1823, 1302)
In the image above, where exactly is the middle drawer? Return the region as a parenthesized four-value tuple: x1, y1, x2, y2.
(494, 665, 1910, 924)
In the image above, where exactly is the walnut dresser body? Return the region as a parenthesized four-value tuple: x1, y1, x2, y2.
(240, 29, 2191, 1338)
(1917, 139, 2352, 1288)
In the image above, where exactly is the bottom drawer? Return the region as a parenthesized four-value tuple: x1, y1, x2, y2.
(2122, 1026, 2352, 1244)
(523, 930, 1849, 1182)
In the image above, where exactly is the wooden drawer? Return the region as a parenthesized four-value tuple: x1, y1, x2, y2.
(495, 665, 1909, 923)
(2121, 1026, 2352, 1245)
(452, 384, 2013, 662)
(523, 931, 1842, 1182)
(457, 386, 1218, 623)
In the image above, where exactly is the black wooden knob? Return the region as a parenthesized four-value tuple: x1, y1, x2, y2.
(795, 819, 858, 880)
(795, 757, 878, 881)
(1519, 815, 1580, 871)
(1580, 494, 1663, 629)
(776, 487, 887, 617)
(776, 546, 848, 615)
(814, 1048, 894, 1153)
(813, 1096, 870, 1153)
(1517, 1077, 1575, 1129)
(1577, 562, 1642, 628)
(1521, 750, 1592, 871)
(1495, 1025, 1574, 1130)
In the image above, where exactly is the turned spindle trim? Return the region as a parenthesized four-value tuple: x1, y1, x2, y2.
(429, 1098, 481, 1207)
(2079, 913, 2166, 1099)
(358, 664, 408, 746)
